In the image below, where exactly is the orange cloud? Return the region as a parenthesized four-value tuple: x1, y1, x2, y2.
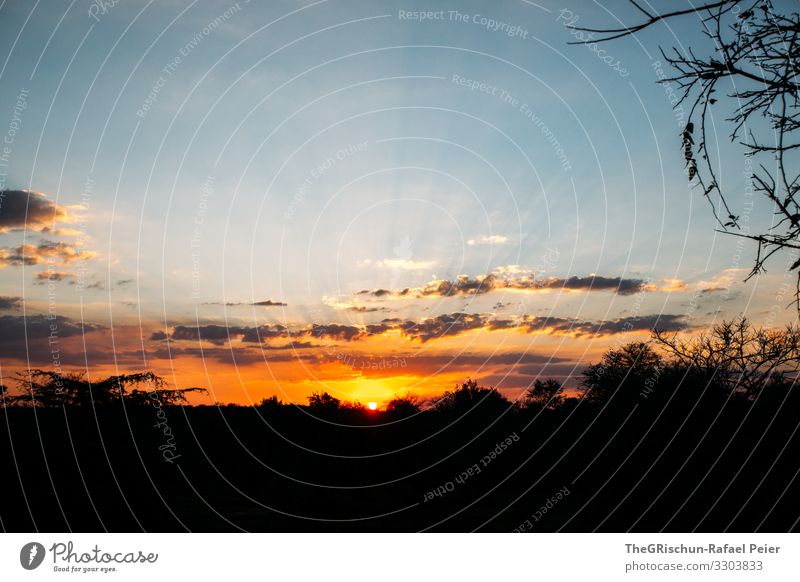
(0, 241, 95, 267)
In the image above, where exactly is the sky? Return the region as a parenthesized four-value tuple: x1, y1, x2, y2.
(0, 0, 796, 405)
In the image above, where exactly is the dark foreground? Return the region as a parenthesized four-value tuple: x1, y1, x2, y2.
(2, 382, 799, 532)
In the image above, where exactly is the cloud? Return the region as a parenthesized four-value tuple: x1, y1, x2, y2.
(151, 346, 263, 366)
(0, 296, 21, 310)
(159, 311, 690, 347)
(494, 313, 687, 337)
(0, 190, 70, 232)
(467, 234, 510, 246)
(157, 323, 294, 345)
(34, 271, 76, 283)
(202, 299, 288, 307)
(693, 268, 747, 295)
(356, 272, 651, 299)
(356, 288, 400, 297)
(150, 346, 304, 366)
(595, 314, 687, 334)
(169, 324, 246, 345)
(0, 314, 105, 363)
(0, 241, 94, 267)
(307, 323, 365, 341)
(148, 337, 325, 366)
(344, 305, 389, 313)
(240, 324, 293, 342)
(386, 312, 688, 342)
(538, 275, 646, 295)
(653, 278, 687, 292)
(0, 314, 102, 341)
(419, 274, 499, 297)
(395, 312, 491, 342)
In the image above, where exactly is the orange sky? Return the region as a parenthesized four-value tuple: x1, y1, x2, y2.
(0, 313, 648, 406)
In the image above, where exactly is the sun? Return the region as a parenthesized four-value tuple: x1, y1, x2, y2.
(367, 401, 378, 411)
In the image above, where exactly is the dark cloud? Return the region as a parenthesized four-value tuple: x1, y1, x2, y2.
(202, 299, 288, 307)
(396, 312, 490, 342)
(151, 346, 267, 366)
(356, 273, 648, 299)
(34, 271, 76, 283)
(590, 314, 687, 334)
(345, 305, 389, 313)
(240, 324, 292, 343)
(156, 323, 293, 344)
(261, 340, 321, 350)
(364, 318, 402, 336)
(0, 296, 21, 310)
(0, 314, 102, 342)
(418, 275, 498, 297)
(0, 190, 68, 232)
(151, 344, 315, 366)
(0, 314, 104, 364)
(159, 311, 689, 347)
(500, 313, 687, 337)
(492, 315, 576, 334)
(357, 288, 395, 297)
(170, 324, 246, 345)
(307, 323, 364, 341)
(538, 275, 646, 295)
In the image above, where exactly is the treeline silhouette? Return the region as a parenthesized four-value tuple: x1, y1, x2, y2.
(1, 318, 799, 532)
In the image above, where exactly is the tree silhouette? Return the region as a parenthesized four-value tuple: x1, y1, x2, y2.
(652, 316, 800, 397)
(307, 391, 342, 410)
(2, 370, 205, 407)
(385, 392, 422, 415)
(432, 378, 510, 414)
(521, 378, 565, 410)
(581, 342, 664, 404)
(573, 1, 800, 301)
